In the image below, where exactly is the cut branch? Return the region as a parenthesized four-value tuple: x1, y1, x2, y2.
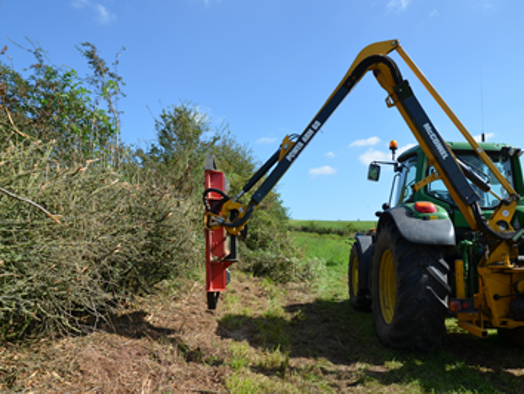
(3, 106, 32, 139)
(0, 186, 60, 223)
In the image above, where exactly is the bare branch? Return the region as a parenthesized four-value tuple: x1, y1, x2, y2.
(3, 106, 32, 139)
(0, 185, 60, 224)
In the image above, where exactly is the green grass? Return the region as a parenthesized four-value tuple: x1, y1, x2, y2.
(220, 222, 524, 393)
(291, 231, 351, 300)
(287, 231, 524, 393)
(292, 232, 351, 266)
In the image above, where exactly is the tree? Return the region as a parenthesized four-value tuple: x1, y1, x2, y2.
(0, 39, 124, 162)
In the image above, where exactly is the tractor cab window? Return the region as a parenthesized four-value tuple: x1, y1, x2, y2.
(427, 152, 515, 208)
(395, 156, 417, 206)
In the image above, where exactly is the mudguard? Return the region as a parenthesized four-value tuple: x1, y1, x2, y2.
(379, 206, 456, 246)
(354, 234, 374, 291)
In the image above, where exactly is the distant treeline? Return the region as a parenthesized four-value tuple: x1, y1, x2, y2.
(288, 220, 377, 236)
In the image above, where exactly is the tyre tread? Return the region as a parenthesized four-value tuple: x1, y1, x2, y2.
(372, 221, 450, 351)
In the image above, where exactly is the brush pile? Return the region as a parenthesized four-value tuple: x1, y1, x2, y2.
(0, 116, 200, 339)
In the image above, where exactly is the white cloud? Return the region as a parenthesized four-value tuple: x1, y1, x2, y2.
(195, 0, 221, 6)
(358, 143, 416, 165)
(95, 4, 116, 24)
(256, 137, 277, 144)
(358, 148, 389, 165)
(309, 166, 337, 177)
(473, 132, 495, 142)
(193, 105, 211, 124)
(387, 0, 411, 13)
(430, 9, 439, 17)
(349, 136, 380, 147)
(71, 0, 116, 24)
(325, 151, 335, 158)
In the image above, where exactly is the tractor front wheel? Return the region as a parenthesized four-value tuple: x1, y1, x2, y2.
(349, 245, 371, 311)
(371, 221, 450, 351)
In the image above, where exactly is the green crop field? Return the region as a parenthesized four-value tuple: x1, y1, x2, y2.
(288, 219, 377, 236)
(288, 219, 376, 231)
(292, 232, 350, 266)
(291, 231, 352, 300)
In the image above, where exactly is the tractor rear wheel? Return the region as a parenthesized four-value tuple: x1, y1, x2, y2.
(349, 245, 371, 311)
(371, 221, 450, 351)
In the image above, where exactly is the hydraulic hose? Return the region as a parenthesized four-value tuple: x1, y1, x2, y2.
(456, 158, 491, 193)
(204, 187, 255, 230)
(203, 188, 230, 214)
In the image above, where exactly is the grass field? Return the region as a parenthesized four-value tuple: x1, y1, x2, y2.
(280, 226, 524, 393)
(220, 222, 524, 392)
(288, 219, 377, 233)
(291, 231, 351, 300)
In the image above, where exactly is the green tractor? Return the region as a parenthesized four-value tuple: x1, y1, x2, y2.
(203, 39, 524, 351)
(350, 141, 524, 351)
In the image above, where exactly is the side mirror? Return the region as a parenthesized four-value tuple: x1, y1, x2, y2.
(368, 163, 381, 182)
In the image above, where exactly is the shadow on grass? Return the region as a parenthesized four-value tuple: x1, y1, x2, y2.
(217, 298, 524, 393)
(100, 311, 176, 340)
(100, 310, 217, 364)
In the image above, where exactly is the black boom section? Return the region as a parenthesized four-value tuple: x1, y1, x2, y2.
(251, 55, 402, 205)
(393, 80, 480, 206)
(251, 86, 348, 204)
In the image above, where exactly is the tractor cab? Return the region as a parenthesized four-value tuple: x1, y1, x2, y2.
(369, 141, 524, 230)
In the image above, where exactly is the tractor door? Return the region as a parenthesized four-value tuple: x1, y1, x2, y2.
(394, 155, 418, 206)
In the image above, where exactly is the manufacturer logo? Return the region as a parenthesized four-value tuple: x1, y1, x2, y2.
(423, 123, 449, 160)
(302, 128, 314, 143)
(286, 141, 304, 162)
(286, 119, 323, 163)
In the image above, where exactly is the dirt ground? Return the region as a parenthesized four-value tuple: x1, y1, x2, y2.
(0, 271, 300, 393)
(2, 268, 524, 393)
(0, 283, 224, 392)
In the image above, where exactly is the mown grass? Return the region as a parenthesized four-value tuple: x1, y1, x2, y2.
(219, 220, 524, 393)
(221, 222, 358, 392)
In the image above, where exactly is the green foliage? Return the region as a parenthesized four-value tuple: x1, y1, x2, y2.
(144, 103, 302, 283)
(0, 39, 302, 340)
(143, 103, 220, 196)
(0, 39, 123, 160)
(0, 43, 202, 339)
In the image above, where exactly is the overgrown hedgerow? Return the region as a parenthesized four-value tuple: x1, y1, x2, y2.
(0, 137, 200, 338)
(0, 40, 304, 339)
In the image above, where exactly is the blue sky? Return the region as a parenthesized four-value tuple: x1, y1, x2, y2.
(3, 0, 524, 220)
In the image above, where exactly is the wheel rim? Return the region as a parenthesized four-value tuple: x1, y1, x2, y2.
(351, 255, 359, 297)
(379, 249, 396, 324)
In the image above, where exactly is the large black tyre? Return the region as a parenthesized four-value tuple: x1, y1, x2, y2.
(349, 245, 372, 311)
(371, 221, 450, 351)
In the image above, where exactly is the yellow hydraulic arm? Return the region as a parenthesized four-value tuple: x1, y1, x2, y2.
(204, 39, 522, 246)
